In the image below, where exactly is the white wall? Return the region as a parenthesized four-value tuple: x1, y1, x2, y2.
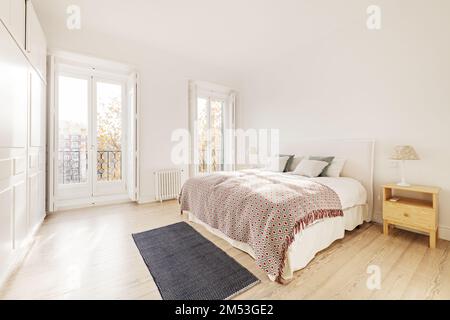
(136, 60, 239, 202)
(38, 28, 240, 203)
(237, 1, 450, 239)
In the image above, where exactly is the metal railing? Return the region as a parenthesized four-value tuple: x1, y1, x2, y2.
(97, 150, 122, 181)
(59, 151, 85, 184)
(58, 150, 121, 184)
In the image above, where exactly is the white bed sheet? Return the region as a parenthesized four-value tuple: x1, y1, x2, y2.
(186, 174, 371, 281)
(276, 173, 367, 210)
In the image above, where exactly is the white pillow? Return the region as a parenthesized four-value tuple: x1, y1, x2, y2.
(322, 158, 346, 177)
(263, 156, 290, 172)
(292, 159, 329, 178)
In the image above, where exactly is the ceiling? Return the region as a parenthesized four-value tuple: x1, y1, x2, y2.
(32, 0, 367, 71)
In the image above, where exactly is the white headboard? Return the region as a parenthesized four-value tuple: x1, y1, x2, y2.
(284, 139, 375, 215)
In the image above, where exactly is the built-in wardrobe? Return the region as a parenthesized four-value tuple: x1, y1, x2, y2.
(0, 0, 47, 284)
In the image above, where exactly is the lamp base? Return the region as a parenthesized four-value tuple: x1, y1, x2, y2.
(397, 160, 411, 187)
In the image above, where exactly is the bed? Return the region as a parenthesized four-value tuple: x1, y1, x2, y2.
(180, 139, 374, 282)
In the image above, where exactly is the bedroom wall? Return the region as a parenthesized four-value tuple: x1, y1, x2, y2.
(33, 18, 241, 204)
(237, 0, 450, 239)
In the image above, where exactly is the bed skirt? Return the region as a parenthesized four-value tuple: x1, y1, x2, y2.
(187, 204, 369, 281)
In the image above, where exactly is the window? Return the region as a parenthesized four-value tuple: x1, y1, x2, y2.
(96, 81, 123, 182)
(57, 76, 125, 186)
(197, 96, 225, 173)
(54, 62, 135, 205)
(190, 81, 236, 176)
(57, 75, 89, 185)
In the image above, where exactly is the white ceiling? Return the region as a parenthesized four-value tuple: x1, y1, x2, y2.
(33, 0, 367, 71)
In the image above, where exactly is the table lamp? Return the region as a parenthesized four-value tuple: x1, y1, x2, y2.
(390, 145, 419, 187)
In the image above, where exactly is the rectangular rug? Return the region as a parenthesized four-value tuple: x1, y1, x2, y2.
(132, 222, 260, 300)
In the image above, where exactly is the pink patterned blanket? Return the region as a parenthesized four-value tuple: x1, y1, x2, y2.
(179, 170, 343, 282)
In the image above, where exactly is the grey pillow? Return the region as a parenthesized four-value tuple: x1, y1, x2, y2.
(287, 156, 304, 172)
(279, 154, 295, 172)
(308, 156, 335, 176)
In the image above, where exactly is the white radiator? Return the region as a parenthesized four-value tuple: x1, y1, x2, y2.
(154, 169, 182, 202)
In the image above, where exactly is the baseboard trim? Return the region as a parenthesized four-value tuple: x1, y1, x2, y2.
(439, 226, 450, 241)
(137, 195, 178, 205)
(373, 210, 383, 224)
(137, 195, 158, 204)
(54, 194, 132, 212)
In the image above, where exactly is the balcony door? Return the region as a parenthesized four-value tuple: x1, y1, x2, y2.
(189, 81, 236, 177)
(195, 96, 226, 174)
(93, 78, 126, 196)
(55, 65, 130, 207)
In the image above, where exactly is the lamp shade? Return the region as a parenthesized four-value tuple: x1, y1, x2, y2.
(390, 145, 420, 160)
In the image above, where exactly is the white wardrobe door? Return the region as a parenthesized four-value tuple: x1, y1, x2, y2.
(25, 1, 46, 80)
(9, 0, 26, 49)
(0, 186, 13, 266)
(0, 148, 26, 276)
(0, 22, 28, 148)
(0, 19, 28, 270)
(30, 70, 45, 147)
(13, 180, 27, 248)
(28, 70, 46, 230)
(0, 0, 11, 27)
(28, 150, 45, 229)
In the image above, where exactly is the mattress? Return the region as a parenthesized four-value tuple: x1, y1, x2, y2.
(271, 174, 368, 211)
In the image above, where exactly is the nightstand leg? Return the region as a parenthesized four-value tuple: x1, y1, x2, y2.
(383, 220, 389, 235)
(429, 230, 437, 249)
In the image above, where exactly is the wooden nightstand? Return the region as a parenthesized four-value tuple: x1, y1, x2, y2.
(382, 184, 440, 248)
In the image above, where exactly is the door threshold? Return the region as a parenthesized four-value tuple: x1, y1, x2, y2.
(53, 194, 132, 212)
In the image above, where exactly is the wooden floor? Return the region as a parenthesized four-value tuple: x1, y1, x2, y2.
(1, 200, 449, 300)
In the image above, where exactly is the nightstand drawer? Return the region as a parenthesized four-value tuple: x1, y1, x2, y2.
(383, 201, 435, 229)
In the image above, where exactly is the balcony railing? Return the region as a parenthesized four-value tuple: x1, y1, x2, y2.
(97, 150, 122, 182)
(58, 150, 86, 184)
(58, 150, 121, 184)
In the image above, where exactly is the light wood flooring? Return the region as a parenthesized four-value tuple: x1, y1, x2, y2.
(1, 200, 449, 299)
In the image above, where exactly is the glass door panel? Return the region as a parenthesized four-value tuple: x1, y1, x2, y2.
(56, 74, 92, 201)
(209, 99, 224, 172)
(57, 76, 89, 185)
(195, 97, 225, 175)
(93, 79, 126, 196)
(197, 97, 208, 174)
(96, 82, 123, 182)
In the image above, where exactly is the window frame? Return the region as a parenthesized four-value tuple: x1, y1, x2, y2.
(189, 81, 236, 177)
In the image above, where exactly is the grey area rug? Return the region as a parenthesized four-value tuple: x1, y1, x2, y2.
(132, 222, 260, 300)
